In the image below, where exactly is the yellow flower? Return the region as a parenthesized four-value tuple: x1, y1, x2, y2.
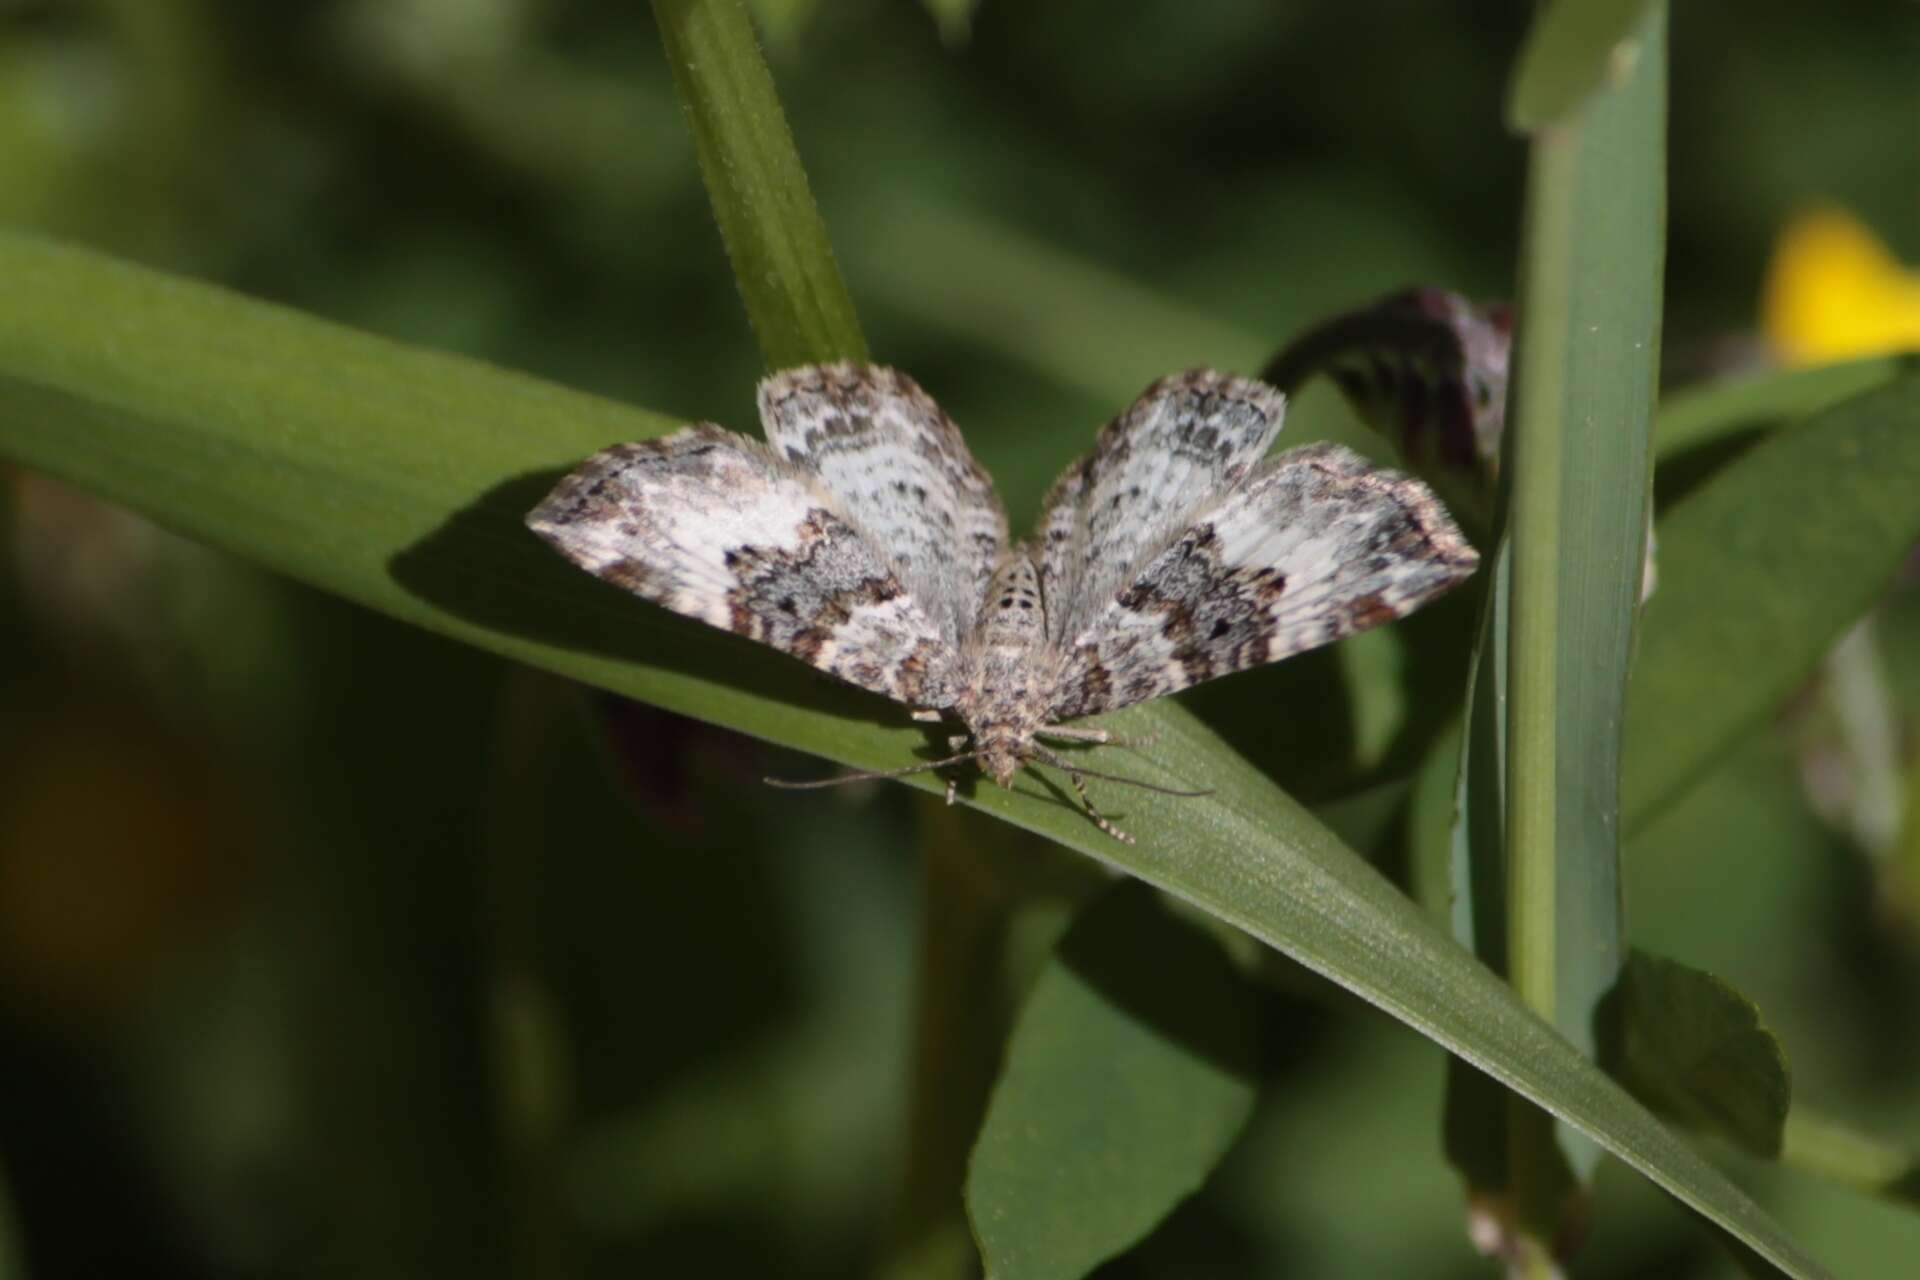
(1762, 208, 1920, 365)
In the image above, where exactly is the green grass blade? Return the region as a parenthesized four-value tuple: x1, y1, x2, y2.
(1655, 354, 1917, 460)
(0, 231, 1832, 1279)
(1442, 561, 1516, 1195)
(1503, 0, 1662, 1134)
(1626, 374, 1920, 831)
(1451, 0, 1665, 1254)
(966, 884, 1259, 1280)
(1507, 0, 1660, 131)
(651, 0, 867, 366)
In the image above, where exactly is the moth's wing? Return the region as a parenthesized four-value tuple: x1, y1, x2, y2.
(1048, 442, 1478, 720)
(758, 363, 1008, 648)
(527, 424, 963, 709)
(1036, 369, 1286, 644)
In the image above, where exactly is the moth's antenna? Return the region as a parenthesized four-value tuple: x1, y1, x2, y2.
(764, 750, 976, 790)
(1028, 746, 1213, 797)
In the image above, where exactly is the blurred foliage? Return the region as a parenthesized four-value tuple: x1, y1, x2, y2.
(0, 1, 1916, 1278)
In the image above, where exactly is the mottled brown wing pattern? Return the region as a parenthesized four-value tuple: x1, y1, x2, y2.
(526, 424, 963, 708)
(758, 363, 1008, 650)
(1047, 442, 1479, 721)
(1036, 369, 1286, 644)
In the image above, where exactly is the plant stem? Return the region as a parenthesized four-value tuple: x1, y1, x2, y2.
(1503, 126, 1574, 1026)
(650, 0, 867, 367)
(644, 15, 1025, 1277)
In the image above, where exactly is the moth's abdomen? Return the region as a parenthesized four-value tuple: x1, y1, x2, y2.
(976, 550, 1046, 646)
(957, 549, 1057, 749)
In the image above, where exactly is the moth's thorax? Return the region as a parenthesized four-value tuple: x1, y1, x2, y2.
(959, 549, 1056, 787)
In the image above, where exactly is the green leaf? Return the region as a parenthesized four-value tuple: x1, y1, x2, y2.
(1502, 0, 1662, 1053)
(1625, 375, 1920, 831)
(967, 883, 1260, 1279)
(0, 231, 1835, 1280)
(1447, 0, 1664, 1252)
(1506, 0, 1661, 132)
(1603, 951, 1792, 1159)
(651, 0, 867, 366)
(1656, 354, 1917, 461)
(1441, 562, 1516, 1197)
(1408, 719, 1461, 923)
(1604, 952, 1920, 1217)
(883, 802, 1104, 1280)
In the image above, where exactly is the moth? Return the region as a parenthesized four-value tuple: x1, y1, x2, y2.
(527, 363, 1478, 841)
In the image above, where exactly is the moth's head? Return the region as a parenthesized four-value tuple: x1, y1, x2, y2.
(978, 741, 1022, 790)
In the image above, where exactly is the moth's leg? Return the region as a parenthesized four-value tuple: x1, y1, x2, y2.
(1030, 743, 1140, 840)
(1066, 770, 1135, 845)
(1039, 724, 1110, 743)
(911, 708, 944, 723)
(943, 734, 971, 805)
(1038, 724, 1159, 749)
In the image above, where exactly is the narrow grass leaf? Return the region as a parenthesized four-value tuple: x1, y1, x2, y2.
(651, 0, 867, 366)
(1625, 375, 1920, 831)
(1655, 353, 1917, 459)
(1506, 0, 1660, 131)
(0, 232, 1833, 1280)
(1442, 564, 1517, 1198)
(1502, 0, 1663, 1133)
(967, 884, 1259, 1280)
(1408, 721, 1461, 922)
(1448, 0, 1665, 1253)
